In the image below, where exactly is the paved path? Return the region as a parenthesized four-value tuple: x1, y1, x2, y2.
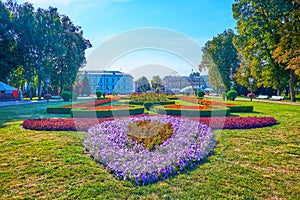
(0, 99, 63, 107)
(236, 98, 300, 106)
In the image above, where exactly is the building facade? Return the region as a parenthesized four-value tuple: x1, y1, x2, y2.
(163, 75, 207, 92)
(79, 70, 134, 94)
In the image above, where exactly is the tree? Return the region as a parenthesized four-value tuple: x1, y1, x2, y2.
(11, 1, 37, 99)
(199, 41, 225, 95)
(200, 29, 239, 91)
(136, 76, 151, 92)
(81, 71, 91, 96)
(232, 0, 296, 99)
(52, 15, 92, 93)
(0, 1, 17, 81)
(151, 75, 162, 93)
(273, 0, 300, 102)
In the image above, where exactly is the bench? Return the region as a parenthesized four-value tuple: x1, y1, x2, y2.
(270, 96, 284, 101)
(256, 95, 269, 99)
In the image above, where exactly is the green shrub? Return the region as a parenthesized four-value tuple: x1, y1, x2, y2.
(96, 91, 102, 99)
(103, 93, 106, 98)
(197, 90, 205, 98)
(47, 106, 71, 114)
(61, 91, 71, 101)
(228, 105, 253, 113)
(226, 90, 238, 101)
(185, 92, 190, 96)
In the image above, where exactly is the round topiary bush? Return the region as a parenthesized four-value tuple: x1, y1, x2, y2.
(226, 90, 238, 101)
(197, 90, 205, 98)
(96, 91, 102, 99)
(61, 91, 71, 101)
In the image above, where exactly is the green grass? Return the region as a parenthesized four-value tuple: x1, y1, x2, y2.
(0, 99, 299, 199)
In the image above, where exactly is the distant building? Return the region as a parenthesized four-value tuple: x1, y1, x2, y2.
(163, 75, 207, 92)
(79, 70, 134, 94)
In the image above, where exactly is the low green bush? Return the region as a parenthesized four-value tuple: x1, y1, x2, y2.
(61, 91, 71, 101)
(197, 90, 205, 98)
(226, 90, 238, 101)
(46, 106, 72, 114)
(96, 91, 102, 99)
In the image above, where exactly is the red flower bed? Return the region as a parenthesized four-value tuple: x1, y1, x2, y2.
(199, 100, 236, 107)
(22, 118, 113, 131)
(64, 97, 121, 108)
(85, 105, 131, 111)
(22, 115, 277, 132)
(164, 105, 211, 110)
(189, 116, 277, 129)
(178, 96, 200, 104)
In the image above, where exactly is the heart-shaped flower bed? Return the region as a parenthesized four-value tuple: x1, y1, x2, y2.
(84, 115, 216, 185)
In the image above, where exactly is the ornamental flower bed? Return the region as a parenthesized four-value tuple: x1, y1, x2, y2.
(84, 115, 216, 185)
(85, 105, 132, 111)
(22, 116, 277, 132)
(64, 97, 121, 108)
(164, 105, 211, 110)
(130, 92, 167, 103)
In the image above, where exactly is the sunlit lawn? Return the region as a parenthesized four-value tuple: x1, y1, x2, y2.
(0, 98, 299, 199)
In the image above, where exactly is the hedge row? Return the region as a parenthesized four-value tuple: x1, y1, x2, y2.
(46, 106, 72, 114)
(71, 106, 145, 118)
(154, 106, 230, 117)
(227, 105, 254, 113)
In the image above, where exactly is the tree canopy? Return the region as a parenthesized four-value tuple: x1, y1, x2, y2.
(232, 0, 299, 101)
(0, 0, 91, 99)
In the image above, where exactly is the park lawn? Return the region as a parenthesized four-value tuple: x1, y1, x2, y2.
(0, 99, 299, 199)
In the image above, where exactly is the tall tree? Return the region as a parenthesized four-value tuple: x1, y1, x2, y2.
(136, 76, 151, 92)
(232, 0, 295, 97)
(201, 29, 239, 91)
(81, 71, 91, 96)
(151, 75, 162, 93)
(199, 41, 225, 95)
(0, 1, 17, 81)
(273, 0, 300, 102)
(11, 1, 36, 99)
(53, 15, 91, 93)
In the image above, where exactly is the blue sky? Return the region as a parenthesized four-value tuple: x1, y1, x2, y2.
(17, 0, 236, 80)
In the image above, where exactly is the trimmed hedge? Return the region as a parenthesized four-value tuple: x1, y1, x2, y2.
(46, 106, 72, 114)
(228, 105, 254, 113)
(153, 106, 230, 117)
(71, 106, 145, 118)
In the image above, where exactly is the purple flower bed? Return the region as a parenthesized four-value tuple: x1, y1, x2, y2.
(84, 115, 216, 185)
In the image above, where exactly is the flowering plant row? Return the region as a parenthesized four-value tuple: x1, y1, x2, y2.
(84, 115, 216, 185)
(22, 115, 277, 132)
(164, 105, 211, 110)
(64, 97, 121, 108)
(130, 92, 167, 103)
(85, 105, 132, 111)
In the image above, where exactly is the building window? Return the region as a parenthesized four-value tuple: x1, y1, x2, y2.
(112, 78, 114, 83)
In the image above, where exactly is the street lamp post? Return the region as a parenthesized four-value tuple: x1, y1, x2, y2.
(248, 77, 254, 102)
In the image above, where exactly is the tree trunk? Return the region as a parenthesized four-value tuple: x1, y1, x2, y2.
(38, 78, 42, 100)
(290, 69, 296, 102)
